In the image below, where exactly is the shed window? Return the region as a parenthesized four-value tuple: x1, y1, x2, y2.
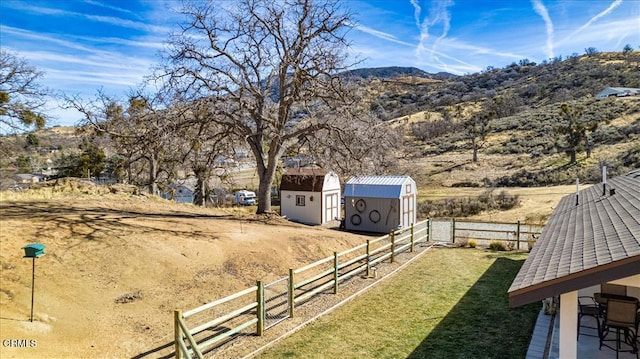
(296, 195, 305, 206)
(406, 183, 412, 193)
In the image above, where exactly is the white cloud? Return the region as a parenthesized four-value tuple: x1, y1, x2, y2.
(3, 3, 171, 34)
(442, 38, 525, 60)
(82, 0, 138, 18)
(555, 17, 639, 51)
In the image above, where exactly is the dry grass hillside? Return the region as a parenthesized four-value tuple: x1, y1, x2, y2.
(0, 181, 372, 358)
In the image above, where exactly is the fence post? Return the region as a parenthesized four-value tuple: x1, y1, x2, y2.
(427, 218, 431, 242)
(410, 223, 415, 252)
(390, 230, 395, 263)
(174, 310, 183, 359)
(516, 220, 521, 250)
(257, 280, 264, 336)
(333, 252, 339, 294)
(452, 218, 456, 244)
(288, 268, 295, 318)
(366, 239, 371, 277)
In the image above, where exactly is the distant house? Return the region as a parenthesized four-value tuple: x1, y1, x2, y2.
(162, 184, 195, 204)
(508, 169, 640, 359)
(595, 87, 640, 99)
(343, 176, 417, 233)
(279, 169, 341, 225)
(13, 174, 43, 184)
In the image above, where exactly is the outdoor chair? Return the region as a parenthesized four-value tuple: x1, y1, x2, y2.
(578, 296, 602, 340)
(599, 298, 639, 359)
(602, 283, 627, 296)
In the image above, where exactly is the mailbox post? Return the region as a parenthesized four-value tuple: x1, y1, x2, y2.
(22, 243, 45, 322)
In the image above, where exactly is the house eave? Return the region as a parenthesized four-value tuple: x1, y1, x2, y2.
(508, 255, 640, 307)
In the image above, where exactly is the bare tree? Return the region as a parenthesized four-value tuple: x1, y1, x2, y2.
(159, 0, 356, 214)
(463, 109, 493, 163)
(172, 99, 236, 206)
(65, 91, 178, 194)
(0, 50, 48, 132)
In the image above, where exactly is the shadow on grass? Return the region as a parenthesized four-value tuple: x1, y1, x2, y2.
(408, 252, 541, 359)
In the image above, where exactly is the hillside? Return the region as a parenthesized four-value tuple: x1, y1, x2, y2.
(365, 51, 640, 120)
(1, 52, 638, 204)
(364, 51, 640, 187)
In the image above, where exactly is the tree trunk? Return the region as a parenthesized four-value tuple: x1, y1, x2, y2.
(472, 137, 478, 163)
(194, 173, 206, 206)
(249, 139, 281, 214)
(569, 150, 576, 164)
(256, 171, 275, 213)
(148, 154, 158, 195)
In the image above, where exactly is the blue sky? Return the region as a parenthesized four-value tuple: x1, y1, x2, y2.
(1, 0, 639, 127)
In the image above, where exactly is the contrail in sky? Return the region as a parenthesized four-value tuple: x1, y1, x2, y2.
(410, 0, 422, 29)
(532, 0, 555, 60)
(411, 0, 429, 57)
(572, 0, 623, 35)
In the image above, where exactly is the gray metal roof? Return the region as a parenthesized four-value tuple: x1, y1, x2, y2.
(508, 169, 640, 307)
(343, 176, 414, 199)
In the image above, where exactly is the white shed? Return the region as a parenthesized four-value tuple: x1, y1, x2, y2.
(280, 169, 341, 225)
(343, 176, 417, 233)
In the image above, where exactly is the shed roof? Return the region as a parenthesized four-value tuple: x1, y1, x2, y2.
(508, 169, 640, 307)
(280, 168, 331, 192)
(344, 176, 414, 199)
(596, 87, 640, 97)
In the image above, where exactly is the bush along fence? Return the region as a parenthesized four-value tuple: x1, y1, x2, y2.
(173, 218, 541, 358)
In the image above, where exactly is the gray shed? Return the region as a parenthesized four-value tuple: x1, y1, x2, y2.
(343, 176, 417, 233)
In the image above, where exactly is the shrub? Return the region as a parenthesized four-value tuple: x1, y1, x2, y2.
(417, 189, 520, 219)
(468, 240, 477, 248)
(452, 181, 480, 187)
(489, 241, 507, 251)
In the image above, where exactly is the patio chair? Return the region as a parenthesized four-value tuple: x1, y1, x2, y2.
(578, 296, 602, 340)
(599, 298, 639, 359)
(601, 283, 627, 296)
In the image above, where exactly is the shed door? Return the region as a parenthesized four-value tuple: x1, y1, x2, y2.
(325, 193, 339, 222)
(402, 195, 414, 227)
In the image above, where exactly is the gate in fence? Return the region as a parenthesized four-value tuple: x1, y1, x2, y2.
(430, 218, 453, 242)
(264, 276, 290, 329)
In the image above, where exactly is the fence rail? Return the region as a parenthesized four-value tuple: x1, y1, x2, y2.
(174, 283, 262, 359)
(173, 217, 540, 358)
(452, 219, 542, 250)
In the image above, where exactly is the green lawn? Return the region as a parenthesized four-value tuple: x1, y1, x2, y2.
(256, 247, 540, 359)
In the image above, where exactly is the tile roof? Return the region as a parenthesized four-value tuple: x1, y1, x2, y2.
(508, 169, 640, 307)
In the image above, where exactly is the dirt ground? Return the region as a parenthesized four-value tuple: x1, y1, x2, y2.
(0, 184, 371, 359)
(0, 179, 574, 358)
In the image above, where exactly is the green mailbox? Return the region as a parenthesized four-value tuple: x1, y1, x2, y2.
(23, 243, 46, 258)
